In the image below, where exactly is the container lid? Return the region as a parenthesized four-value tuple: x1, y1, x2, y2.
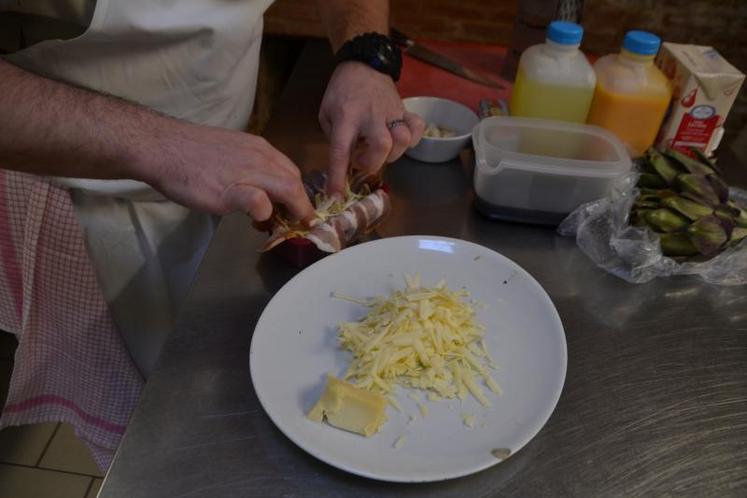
(472, 116, 632, 179)
(622, 31, 661, 56)
(547, 21, 583, 45)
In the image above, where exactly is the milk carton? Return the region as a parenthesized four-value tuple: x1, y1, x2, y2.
(655, 43, 744, 156)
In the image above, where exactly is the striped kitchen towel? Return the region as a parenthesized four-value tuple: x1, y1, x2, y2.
(0, 170, 143, 471)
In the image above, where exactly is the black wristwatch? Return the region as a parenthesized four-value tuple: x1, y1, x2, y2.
(334, 32, 402, 82)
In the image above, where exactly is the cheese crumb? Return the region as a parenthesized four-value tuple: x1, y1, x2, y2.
(461, 413, 477, 428)
(388, 396, 402, 412)
(418, 402, 429, 417)
(393, 436, 407, 449)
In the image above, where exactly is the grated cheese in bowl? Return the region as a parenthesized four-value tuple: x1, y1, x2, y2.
(334, 274, 500, 407)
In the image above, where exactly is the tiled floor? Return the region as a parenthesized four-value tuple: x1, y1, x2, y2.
(0, 331, 104, 498)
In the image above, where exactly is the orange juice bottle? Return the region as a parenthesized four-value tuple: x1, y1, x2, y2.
(587, 31, 672, 157)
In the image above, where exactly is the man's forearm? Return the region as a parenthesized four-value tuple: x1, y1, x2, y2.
(316, 0, 389, 52)
(0, 60, 317, 219)
(0, 58, 168, 182)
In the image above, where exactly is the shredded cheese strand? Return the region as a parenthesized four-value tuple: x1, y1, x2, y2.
(276, 182, 368, 238)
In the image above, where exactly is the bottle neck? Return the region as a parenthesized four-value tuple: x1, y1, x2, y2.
(544, 38, 580, 55)
(619, 49, 655, 66)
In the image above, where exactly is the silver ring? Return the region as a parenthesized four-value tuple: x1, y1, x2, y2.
(387, 118, 407, 131)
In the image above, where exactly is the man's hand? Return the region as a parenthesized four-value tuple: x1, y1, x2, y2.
(319, 61, 425, 196)
(139, 123, 315, 223)
(315, 0, 425, 196)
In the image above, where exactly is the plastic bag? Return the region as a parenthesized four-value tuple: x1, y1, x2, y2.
(557, 172, 747, 285)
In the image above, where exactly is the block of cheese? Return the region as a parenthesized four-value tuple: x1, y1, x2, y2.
(307, 374, 388, 437)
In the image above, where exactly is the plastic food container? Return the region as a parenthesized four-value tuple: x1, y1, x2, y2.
(472, 116, 632, 225)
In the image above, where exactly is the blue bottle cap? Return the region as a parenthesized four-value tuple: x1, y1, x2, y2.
(546, 21, 584, 45)
(622, 30, 661, 56)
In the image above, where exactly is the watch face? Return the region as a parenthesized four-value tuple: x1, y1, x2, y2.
(369, 55, 384, 69)
(377, 50, 391, 66)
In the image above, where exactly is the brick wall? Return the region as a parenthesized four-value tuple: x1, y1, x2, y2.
(265, 0, 745, 58)
(264, 0, 517, 44)
(264, 0, 747, 140)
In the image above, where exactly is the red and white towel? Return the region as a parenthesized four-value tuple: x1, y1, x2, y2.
(0, 170, 143, 470)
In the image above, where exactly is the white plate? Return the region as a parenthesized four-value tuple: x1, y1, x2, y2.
(250, 236, 566, 482)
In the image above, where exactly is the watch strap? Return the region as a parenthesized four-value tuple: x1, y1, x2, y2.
(334, 32, 402, 82)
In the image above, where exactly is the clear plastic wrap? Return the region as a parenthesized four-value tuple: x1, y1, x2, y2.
(557, 172, 747, 285)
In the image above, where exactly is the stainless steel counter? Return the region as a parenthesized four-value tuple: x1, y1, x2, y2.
(100, 42, 747, 498)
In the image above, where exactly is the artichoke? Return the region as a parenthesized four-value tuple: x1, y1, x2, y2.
(638, 173, 668, 189)
(645, 209, 690, 233)
(659, 233, 699, 257)
(686, 216, 728, 257)
(690, 147, 718, 171)
(647, 149, 681, 184)
(675, 174, 721, 206)
(661, 196, 713, 221)
(663, 149, 717, 176)
(706, 174, 730, 203)
(633, 147, 747, 260)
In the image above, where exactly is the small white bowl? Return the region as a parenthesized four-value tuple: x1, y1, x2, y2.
(403, 96, 480, 163)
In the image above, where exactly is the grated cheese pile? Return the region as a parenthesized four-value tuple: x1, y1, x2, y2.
(336, 274, 500, 407)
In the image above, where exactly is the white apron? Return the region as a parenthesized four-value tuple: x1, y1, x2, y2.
(3, 0, 274, 375)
